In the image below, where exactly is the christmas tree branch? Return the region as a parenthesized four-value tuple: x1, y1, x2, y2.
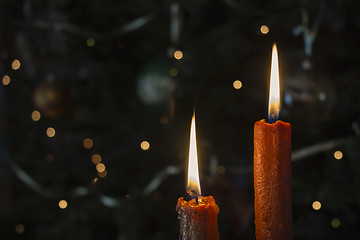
(32, 13, 156, 40)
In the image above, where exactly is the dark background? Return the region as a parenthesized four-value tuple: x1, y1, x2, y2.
(0, 0, 359, 239)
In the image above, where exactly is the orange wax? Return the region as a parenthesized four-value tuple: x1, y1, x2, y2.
(176, 196, 220, 240)
(254, 119, 292, 240)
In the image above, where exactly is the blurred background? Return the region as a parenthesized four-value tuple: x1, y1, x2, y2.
(0, 0, 360, 239)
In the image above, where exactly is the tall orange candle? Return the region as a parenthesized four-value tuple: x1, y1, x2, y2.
(253, 44, 293, 240)
(176, 112, 220, 240)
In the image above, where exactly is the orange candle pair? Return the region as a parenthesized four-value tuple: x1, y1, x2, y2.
(176, 113, 220, 240)
(254, 45, 293, 239)
(176, 45, 292, 240)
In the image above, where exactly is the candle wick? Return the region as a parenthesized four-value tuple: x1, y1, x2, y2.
(188, 189, 199, 204)
(268, 112, 279, 124)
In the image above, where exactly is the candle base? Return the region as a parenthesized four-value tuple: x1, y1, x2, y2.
(176, 196, 220, 240)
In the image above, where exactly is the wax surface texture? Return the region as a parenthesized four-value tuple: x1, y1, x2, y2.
(254, 119, 293, 240)
(176, 196, 220, 240)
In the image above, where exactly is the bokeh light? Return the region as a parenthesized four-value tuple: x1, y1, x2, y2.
(0, 50, 8, 59)
(98, 170, 107, 178)
(96, 163, 106, 173)
(83, 138, 93, 149)
(31, 110, 41, 121)
(140, 141, 150, 150)
(217, 165, 226, 174)
(169, 67, 178, 77)
(15, 224, 24, 234)
(174, 50, 183, 60)
(260, 25, 269, 34)
(86, 38, 96, 47)
(233, 80, 242, 89)
(334, 150, 343, 160)
(12, 59, 21, 70)
(312, 201, 321, 210)
(331, 218, 341, 228)
(46, 153, 54, 162)
(92, 153, 102, 164)
(58, 200, 68, 209)
(46, 127, 56, 138)
(160, 116, 168, 124)
(2, 75, 10, 85)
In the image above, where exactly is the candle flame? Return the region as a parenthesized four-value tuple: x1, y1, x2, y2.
(187, 112, 201, 197)
(268, 44, 280, 123)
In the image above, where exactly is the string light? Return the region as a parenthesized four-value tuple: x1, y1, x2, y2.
(2, 75, 10, 85)
(140, 141, 150, 150)
(46, 127, 56, 138)
(334, 150, 343, 160)
(331, 218, 341, 228)
(312, 201, 321, 210)
(86, 38, 96, 47)
(233, 80, 242, 89)
(96, 163, 106, 173)
(174, 50, 183, 60)
(11, 59, 21, 70)
(83, 138, 93, 149)
(58, 200, 68, 209)
(31, 110, 41, 121)
(260, 25, 269, 34)
(15, 224, 24, 234)
(91, 154, 102, 164)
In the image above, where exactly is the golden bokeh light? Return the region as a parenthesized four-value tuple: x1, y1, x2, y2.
(12, 59, 21, 70)
(2, 75, 10, 85)
(86, 38, 95, 47)
(92, 177, 98, 183)
(331, 218, 341, 228)
(96, 163, 106, 173)
(140, 141, 150, 150)
(59, 200, 68, 209)
(312, 201, 321, 210)
(217, 165, 226, 174)
(46, 127, 56, 138)
(169, 67, 178, 77)
(83, 138, 93, 149)
(334, 150, 343, 160)
(92, 153, 102, 164)
(160, 116, 168, 124)
(15, 224, 24, 234)
(260, 25, 269, 34)
(233, 80, 242, 89)
(31, 110, 41, 121)
(174, 50, 183, 60)
(98, 169, 107, 178)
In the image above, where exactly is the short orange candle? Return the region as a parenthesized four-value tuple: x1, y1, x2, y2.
(176, 112, 220, 240)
